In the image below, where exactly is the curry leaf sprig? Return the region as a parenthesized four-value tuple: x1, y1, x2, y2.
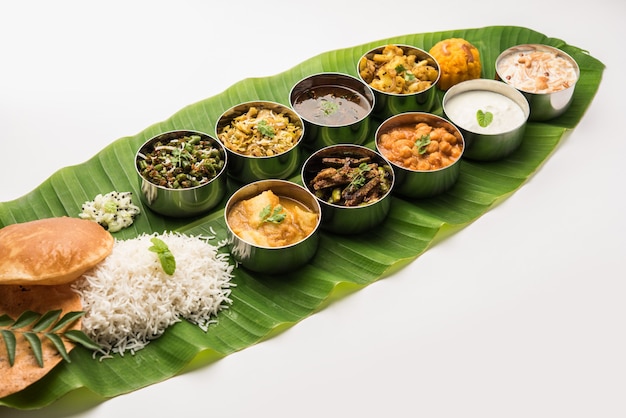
(148, 237, 177, 275)
(0, 310, 100, 368)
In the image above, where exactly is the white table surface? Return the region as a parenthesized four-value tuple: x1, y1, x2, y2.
(1, 1, 624, 417)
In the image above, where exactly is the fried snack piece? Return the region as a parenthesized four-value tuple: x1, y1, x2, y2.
(429, 38, 481, 90)
(0, 284, 82, 398)
(0, 217, 114, 285)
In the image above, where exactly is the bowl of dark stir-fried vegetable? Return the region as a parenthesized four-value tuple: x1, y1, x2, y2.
(135, 130, 228, 217)
(301, 144, 395, 234)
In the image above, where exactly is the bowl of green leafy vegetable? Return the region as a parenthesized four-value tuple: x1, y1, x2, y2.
(135, 130, 228, 217)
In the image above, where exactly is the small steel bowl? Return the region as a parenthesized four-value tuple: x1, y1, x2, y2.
(375, 112, 464, 198)
(357, 44, 440, 119)
(495, 44, 580, 121)
(289, 72, 375, 150)
(224, 179, 321, 274)
(135, 130, 228, 217)
(215, 101, 304, 183)
(301, 144, 395, 234)
(442, 79, 530, 161)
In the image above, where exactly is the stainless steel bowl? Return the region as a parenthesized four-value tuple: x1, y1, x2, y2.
(215, 101, 304, 183)
(289, 72, 375, 150)
(442, 79, 530, 161)
(495, 44, 579, 121)
(357, 44, 440, 120)
(375, 112, 464, 198)
(301, 144, 395, 234)
(135, 130, 228, 217)
(225, 179, 321, 274)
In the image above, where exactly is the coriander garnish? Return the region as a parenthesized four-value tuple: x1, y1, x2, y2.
(414, 134, 431, 154)
(148, 237, 176, 275)
(476, 109, 494, 127)
(347, 163, 373, 190)
(320, 99, 339, 116)
(259, 204, 286, 224)
(257, 119, 276, 138)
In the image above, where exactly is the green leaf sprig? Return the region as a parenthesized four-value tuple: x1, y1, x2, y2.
(0, 310, 100, 368)
(476, 109, 494, 127)
(259, 204, 286, 224)
(257, 119, 275, 138)
(414, 134, 431, 155)
(148, 237, 176, 275)
(347, 163, 373, 190)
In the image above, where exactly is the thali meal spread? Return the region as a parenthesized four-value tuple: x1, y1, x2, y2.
(0, 31, 587, 405)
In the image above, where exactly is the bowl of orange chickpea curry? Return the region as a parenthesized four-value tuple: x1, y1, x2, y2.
(301, 144, 395, 234)
(224, 179, 321, 274)
(375, 112, 465, 198)
(357, 44, 440, 119)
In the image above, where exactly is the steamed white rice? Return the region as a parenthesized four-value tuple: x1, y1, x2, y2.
(72, 231, 235, 357)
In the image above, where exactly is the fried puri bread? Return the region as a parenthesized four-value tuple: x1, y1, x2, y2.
(0, 284, 82, 398)
(0, 217, 114, 285)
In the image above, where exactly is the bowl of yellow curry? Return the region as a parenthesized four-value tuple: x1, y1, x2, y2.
(225, 179, 321, 274)
(216, 101, 304, 184)
(357, 44, 440, 119)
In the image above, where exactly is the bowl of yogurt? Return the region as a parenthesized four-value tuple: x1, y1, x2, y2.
(442, 79, 530, 161)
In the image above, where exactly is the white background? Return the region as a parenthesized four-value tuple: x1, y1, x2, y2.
(1, 1, 624, 417)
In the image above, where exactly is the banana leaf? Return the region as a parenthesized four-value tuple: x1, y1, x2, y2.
(0, 25, 604, 410)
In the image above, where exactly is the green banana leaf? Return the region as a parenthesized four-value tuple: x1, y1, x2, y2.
(0, 25, 604, 410)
